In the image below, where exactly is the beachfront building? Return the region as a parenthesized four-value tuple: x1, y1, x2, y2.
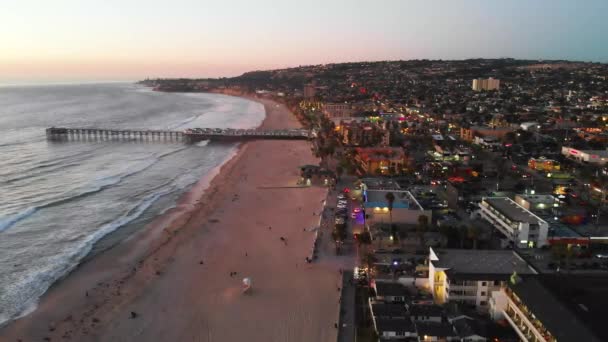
(428, 248, 536, 311)
(561, 146, 608, 165)
(489, 275, 605, 342)
(354, 147, 407, 176)
(363, 189, 432, 226)
(478, 197, 549, 248)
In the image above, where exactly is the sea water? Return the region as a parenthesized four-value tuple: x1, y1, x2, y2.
(0, 83, 265, 325)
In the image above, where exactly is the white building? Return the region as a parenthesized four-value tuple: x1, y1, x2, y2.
(490, 276, 602, 342)
(478, 197, 549, 248)
(428, 248, 536, 311)
(513, 194, 559, 212)
(472, 77, 500, 91)
(561, 146, 608, 165)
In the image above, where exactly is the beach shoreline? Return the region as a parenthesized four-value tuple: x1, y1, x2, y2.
(0, 94, 340, 342)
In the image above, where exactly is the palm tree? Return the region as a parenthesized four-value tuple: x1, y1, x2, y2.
(385, 192, 395, 226)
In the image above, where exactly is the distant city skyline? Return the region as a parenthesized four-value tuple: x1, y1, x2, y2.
(2, 0, 607, 83)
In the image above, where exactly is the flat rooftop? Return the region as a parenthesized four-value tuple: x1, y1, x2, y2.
(539, 216, 582, 238)
(365, 189, 423, 211)
(430, 248, 536, 280)
(510, 275, 608, 342)
(482, 197, 546, 224)
(360, 177, 401, 190)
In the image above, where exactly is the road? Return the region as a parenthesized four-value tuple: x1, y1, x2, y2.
(315, 177, 358, 342)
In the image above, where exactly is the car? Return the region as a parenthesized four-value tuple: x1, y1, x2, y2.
(595, 253, 608, 259)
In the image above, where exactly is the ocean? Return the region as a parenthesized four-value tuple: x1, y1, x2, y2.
(0, 83, 265, 326)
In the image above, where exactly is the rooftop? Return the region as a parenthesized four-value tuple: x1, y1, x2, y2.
(365, 189, 424, 211)
(375, 317, 416, 333)
(374, 282, 411, 298)
(510, 275, 607, 342)
(415, 322, 456, 338)
(408, 304, 444, 318)
(482, 197, 546, 224)
(360, 177, 401, 190)
(371, 303, 408, 318)
(430, 248, 537, 280)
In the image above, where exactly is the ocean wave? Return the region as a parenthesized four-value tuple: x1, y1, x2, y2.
(0, 175, 124, 233)
(166, 114, 202, 130)
(0, 183, 177, 327)
(0, 146, 190, 232)
(195, 140, 209, 147)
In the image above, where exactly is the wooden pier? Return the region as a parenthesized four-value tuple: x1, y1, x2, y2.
(45, 127, 315, 143)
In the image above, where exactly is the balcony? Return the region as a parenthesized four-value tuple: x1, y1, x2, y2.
(504, 289, 556, 342)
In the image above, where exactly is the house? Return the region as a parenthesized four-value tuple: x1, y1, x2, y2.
(373, 282, 411, 303)
(407, 304, 444, 323)
(428, 248, 537, 311)
(449, 316, 487, 342)
(371, 303, 409, 319)
(415, 322, 457, 341)
(373, 317, 418, 341)
(355, 147, 407, 175)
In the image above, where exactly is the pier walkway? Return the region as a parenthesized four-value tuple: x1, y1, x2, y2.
(45, 127, 315, 143)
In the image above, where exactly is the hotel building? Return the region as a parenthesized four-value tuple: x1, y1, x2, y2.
(478, 197, 549, 248)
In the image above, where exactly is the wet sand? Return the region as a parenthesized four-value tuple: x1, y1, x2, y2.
(0, 96, 340, 341)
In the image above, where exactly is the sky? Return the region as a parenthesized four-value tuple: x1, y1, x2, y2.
(2, 0, 607, 83)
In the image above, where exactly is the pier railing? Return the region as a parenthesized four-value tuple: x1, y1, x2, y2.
(45, 127, 315, 143)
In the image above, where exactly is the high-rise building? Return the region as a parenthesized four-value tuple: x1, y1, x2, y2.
(472, 77, 500, 91)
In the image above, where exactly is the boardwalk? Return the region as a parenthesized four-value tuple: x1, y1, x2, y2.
(45, 127, 315, 143)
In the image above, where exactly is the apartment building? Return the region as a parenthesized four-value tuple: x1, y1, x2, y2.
(478, 197, 549, 248)
(322, 102, 352, 120)
(472, 77, 500, 91)
(490, 275, 605, 342)
(428, 248, 536, 311)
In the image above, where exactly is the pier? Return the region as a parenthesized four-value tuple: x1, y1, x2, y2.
(45, 127, 315, 143)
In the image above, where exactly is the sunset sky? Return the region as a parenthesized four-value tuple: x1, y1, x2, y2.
(2, 0, 607, 83)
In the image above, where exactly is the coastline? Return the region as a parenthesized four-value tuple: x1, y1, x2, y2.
(0, 94, 340, 342)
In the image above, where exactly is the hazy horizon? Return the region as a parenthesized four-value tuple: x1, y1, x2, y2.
(3, 0, 607, 83)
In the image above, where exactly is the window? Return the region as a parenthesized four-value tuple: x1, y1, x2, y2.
(480, 301, 487, 306)
(481, 281, 487, 286)
(481, 291, 486, 296)
(494, 280, 500, 286)
(396, 331, 406, 336)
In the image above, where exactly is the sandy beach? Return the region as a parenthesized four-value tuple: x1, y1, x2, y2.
(0, 96, 340, 341)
